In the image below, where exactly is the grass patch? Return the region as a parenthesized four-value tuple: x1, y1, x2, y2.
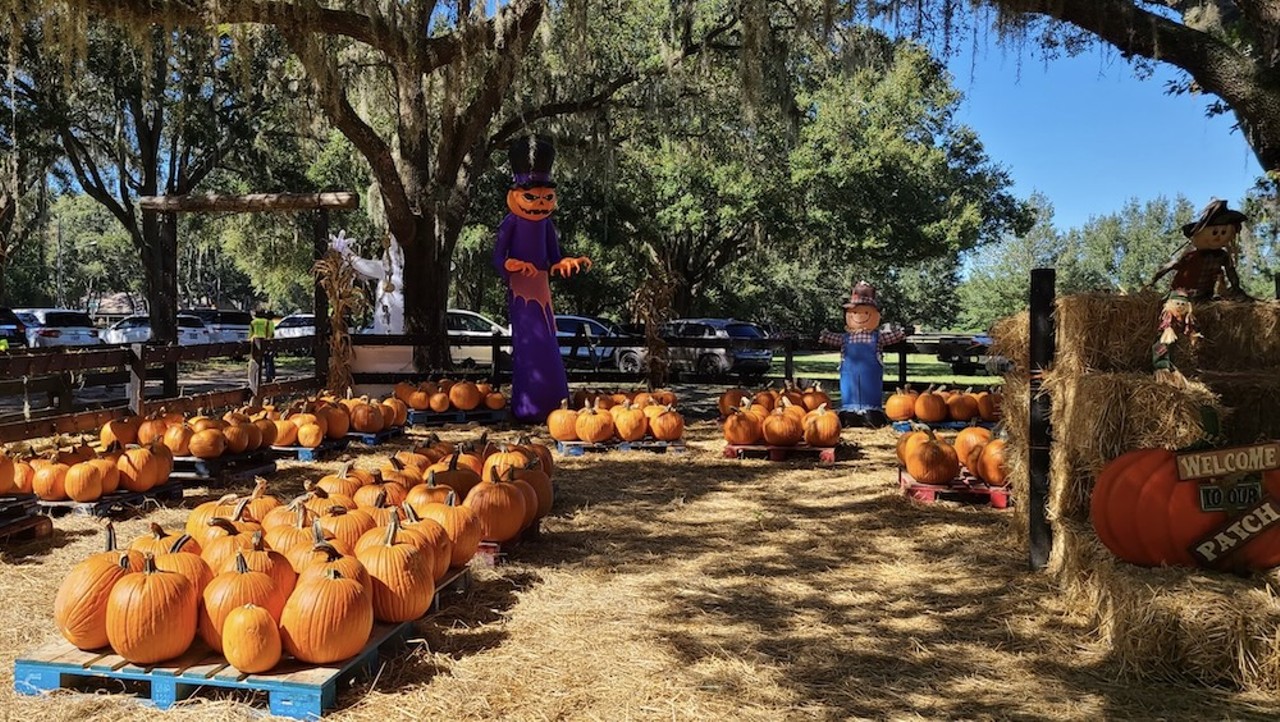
(779, 353, 998, 388)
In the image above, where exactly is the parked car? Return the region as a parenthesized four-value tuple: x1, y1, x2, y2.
(180, 308, 253, 343)
(0, 308, 28, 350)
(555, 314, 645, 370)
(102, 314, 212, 346)
(13, 308, 103, 348)
(447, 309, 511, 367)
(663, 318, 773, 377)
(274, 313, 315, 339)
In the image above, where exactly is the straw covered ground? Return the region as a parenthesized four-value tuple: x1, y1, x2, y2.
(3, 423, 1280, 720)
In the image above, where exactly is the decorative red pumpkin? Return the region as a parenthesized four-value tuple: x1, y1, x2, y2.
(1091, 448, 1280, 570)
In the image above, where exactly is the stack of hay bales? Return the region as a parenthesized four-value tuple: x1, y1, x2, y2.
(993, 291, 1280, 691)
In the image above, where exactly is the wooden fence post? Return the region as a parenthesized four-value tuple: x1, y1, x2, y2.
(128, 343, 148, 417)
(1028, 268, 1056, 570)
(313, 209, 331, 387)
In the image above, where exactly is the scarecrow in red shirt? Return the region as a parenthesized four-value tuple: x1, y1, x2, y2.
(1148, 200, 1248, 385)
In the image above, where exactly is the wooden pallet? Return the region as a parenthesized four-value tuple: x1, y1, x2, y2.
(0, 494, 38, 520)
(406, 408, 509, 428)
(270, 438, 351, 462)
(0, 514, 53, 542)
(12, 565, 474, 719)
(890, 420, 998, 432)
(555, 439, 686, 457)
(36, 482, 185, 518)
(898, 468, 1012, 509)
(344, 426, 405, 446)
(723, 443, 842, 463)
(170, 450, 277, 485)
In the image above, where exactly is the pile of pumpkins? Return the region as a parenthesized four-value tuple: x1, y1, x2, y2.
(570, 388, 677, 410)
(896, 424, 1008, 487)
(393, 379, 506, 413)
(52, 435, 555, 674)
(547, 396, 685, 444)
(885, 385, 1001, 424)
(718, 383, 841, 448)
(0, 440, 174, 502)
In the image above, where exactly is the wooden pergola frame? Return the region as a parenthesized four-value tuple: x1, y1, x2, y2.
(137, 191, 360, 386)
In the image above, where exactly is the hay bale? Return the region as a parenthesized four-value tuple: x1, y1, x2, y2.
(988, 294, 1280, 375)
(1052, 521, 1280, 692)
(1202, 371, 1280, 444)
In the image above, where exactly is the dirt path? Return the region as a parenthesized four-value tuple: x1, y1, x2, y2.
(0, 423, 1277, 720)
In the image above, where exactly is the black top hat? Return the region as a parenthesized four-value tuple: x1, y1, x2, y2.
(1181, 199, 1247, 238)
(509, 135, 556, 188)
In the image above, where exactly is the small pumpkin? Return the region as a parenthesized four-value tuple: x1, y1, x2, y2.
(463, 468, 528, 543)
(131, 522, 201, 557)
(885, 387, 917, 422)
(222, 604, 282, 673)
(903, 429, 960, 485)
(913, 387, 949, 424)
(649, 406, 684, 441)
(723, 404, 764, 445)
(802, 404, 841, 448)
(575, 403, 615, 444)
(547, 399, 579, 441)
(761, 407, 804, 447)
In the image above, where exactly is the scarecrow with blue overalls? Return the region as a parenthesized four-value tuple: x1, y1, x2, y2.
(819, 282, 913, 427)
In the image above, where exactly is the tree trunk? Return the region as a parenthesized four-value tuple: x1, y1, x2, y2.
(401, 223, 453, 372)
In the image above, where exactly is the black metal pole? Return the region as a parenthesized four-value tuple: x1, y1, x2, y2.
(1274, 272, 1279, 300)
(1028, 268, 1055, 570)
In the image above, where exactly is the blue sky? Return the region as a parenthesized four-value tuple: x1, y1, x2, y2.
(940, 41, 1263, 231)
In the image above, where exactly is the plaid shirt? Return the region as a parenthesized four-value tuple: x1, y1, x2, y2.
(819, 326, 908, 350)
(1170, 249, 1229, 299)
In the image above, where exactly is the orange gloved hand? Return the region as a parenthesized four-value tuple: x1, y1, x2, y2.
(551, 256, 593, 277)
(504, 258, 539, 277)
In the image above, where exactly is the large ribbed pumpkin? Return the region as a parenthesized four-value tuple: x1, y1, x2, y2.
(223, 532, 297, 599)
(464, 469, 527, 543)
(913, 388, 949, 424)
(32, 461, 71, 500)
(355, 516, 435, 622)
(717, 389, 749, 418)
(106, 555, 198, 664)
(946, 391, 980, 422)
(280, 568, 374, 664)
(650, 407, 684, 441)
(802, 405, 841, 448)
(1090, 449, 1280, 570)
(154, 535, 214, 597)
(954, 426, 992, 470)
(54, 545, 137, 650)
(131, 522, 201, 557)
(974, 439, 1007, 486)
(415, 492, 482, 568)
(163, 424, 195, 457)
(903, 430, 960, 485)
(449, 381, 482, 412)
(575, 404, 615, 444)
(100, 416, 141, 448)
(761, 408, 803, 447)
(723, 406, 763, 445)
(547, 399, 579, 441)
(63, 461, 104, 502)
(885, 387, 917, 422)
(200, 553, 289, 652)
(189, 429, 227, 460)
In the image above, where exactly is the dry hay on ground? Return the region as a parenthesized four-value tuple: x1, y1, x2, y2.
(994, 293, 1280, 694)
(0, 422, 1278, 719)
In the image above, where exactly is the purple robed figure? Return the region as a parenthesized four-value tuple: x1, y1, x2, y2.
(493, 136, 591, 422)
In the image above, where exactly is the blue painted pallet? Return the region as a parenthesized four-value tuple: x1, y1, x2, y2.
(407, 408, 509, 428)
(890, 420, 997, 433)
(344, 426, 405, 446)
(36, 481, 185, 518)
(14, 621, 411, 720)
(13, 564, 475, 718)
(555, 439, 686, 457)
(270, 437, 351, 462)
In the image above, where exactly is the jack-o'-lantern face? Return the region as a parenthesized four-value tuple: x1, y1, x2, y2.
(845, 304, 880, 332)
(507, 186, 557, 221)
(1190, 222, 1238, 251)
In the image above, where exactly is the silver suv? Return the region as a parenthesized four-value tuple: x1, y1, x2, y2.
(663, 318, 773, 377)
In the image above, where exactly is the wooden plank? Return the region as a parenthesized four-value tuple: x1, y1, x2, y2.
(143, 389, 253, 417)
(0, 407, 129, 444)
(138, 192, 358, 212)
(257, 377, 322, 399)
(0, 348, 130, 377)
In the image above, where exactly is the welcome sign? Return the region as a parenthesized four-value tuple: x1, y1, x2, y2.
(1177, 442, 1280, 566)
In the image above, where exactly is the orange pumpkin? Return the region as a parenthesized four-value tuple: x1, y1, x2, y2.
(547, 399, 579, 441)
(903, 429, 960, 485)
(913, 388, 949, 424)
(954, 426, 992, 470)
(723, 405, 763, 445)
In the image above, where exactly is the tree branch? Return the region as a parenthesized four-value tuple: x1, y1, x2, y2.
(287, 35, 415, 243)
(73, 0, 413, 62)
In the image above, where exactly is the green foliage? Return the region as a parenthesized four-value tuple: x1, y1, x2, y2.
(42, 195, 143, 309)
